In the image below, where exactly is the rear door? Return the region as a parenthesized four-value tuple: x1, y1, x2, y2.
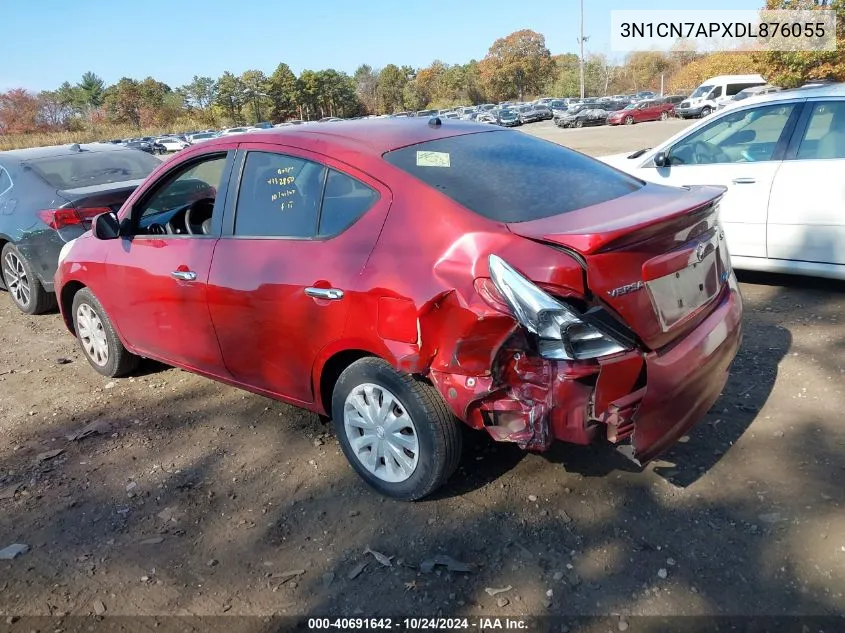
(767, 98, 845, 266)
(631, 100, 802, 259)
(207, 143, 391, 404)
(103, 148, 235, 373)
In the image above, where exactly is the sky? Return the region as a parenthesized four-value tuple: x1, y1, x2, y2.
(1, 0, 765, 92)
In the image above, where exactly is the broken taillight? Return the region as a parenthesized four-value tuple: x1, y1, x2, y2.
(488, 254, 631, 361)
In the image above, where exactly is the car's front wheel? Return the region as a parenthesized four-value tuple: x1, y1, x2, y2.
(1, 243, 56, 315)
(71, 288, 139, 377)
(701, 107, 711, 117)
(332, 358, 462, 501)
(575, 119, 584, 128)
(625, 115, 634, 125)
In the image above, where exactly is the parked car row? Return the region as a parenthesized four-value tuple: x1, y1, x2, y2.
(2, 116, 745, 501)
(553, 97, 681, 129)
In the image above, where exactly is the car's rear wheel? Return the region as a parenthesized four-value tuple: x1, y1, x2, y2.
(332, 358, 462, 501)
(1, 243, 56, 315)
(72, 288, 139, 377)
(625, 115, 634, 125)
(660, 111, 669, 121)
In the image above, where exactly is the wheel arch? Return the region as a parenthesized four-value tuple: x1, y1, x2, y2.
(59, 280, 86, 334)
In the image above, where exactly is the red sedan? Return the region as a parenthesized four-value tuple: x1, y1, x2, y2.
(55, 119, 742, 500)
(608, 100, 675, 125)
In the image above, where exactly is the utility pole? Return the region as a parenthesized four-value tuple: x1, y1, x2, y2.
(578, 0, 590, 99)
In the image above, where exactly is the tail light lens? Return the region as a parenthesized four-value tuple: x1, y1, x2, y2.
(37, 207, 112, 230)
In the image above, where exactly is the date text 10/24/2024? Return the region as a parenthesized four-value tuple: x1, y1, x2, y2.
(307, 617, 529, 630)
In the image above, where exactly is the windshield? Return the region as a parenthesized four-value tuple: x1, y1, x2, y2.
(383, 130, 643, 223)
(624, 103, 638, 110)
(26, 150, 159, 190)
(691, 85, 714, 99)
(192, 133, 216, 139)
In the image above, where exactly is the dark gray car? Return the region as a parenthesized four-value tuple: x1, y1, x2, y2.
(0, 143, 160, 314)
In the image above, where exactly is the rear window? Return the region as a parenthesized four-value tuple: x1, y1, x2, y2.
(383, 131, 643, 223)
(25, 150, 159, 190)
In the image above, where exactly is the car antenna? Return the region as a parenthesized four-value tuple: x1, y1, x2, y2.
(69, 143, 82, 152)
(428, 116, 442, 128)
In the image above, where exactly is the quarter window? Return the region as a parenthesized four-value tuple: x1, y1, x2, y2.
(318, 170, 379, 237)
(796, 102, 845, 160)
(234, 151, 326, 238)
(668, 103, 796, 165)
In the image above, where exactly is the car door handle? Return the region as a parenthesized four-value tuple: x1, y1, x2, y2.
(732, 177, 756, 184)
(305, 287, 344, 300)
(171, 270, 197, 281)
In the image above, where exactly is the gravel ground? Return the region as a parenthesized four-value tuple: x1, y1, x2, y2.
(0, 118, 842, 624)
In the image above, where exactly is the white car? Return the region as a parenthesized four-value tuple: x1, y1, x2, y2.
(219, 127, 250, 136)
(188, 132, 219, 144)
(600, 83, 845, 280)
(155, 137, 189, 152)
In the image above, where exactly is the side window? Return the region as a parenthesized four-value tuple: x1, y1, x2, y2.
(0, 167, 12, 196)
(234, 151, 326, 238)
(796, 102, 845, 160)
(136, 154, 227, 234)
(318, 170, 379, 237)
(668, 103, 795, 166)
(710, 86, 723, 99)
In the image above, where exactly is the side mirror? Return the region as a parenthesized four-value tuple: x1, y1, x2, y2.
(654, 151, 669, 167)
(93, 212, 121, 240)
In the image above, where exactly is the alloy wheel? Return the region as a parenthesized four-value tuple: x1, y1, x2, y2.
(625, 116, 634, 125)
(76, 303, 110, 367)
(3, 251, 31, 309)
(343, 383, 419, 483)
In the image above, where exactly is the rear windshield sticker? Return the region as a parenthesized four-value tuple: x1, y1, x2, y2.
(416, 151, 451, 167)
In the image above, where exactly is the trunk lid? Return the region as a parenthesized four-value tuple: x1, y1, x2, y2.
(506, 183, 731, 350)
(57, 179, 145, 228)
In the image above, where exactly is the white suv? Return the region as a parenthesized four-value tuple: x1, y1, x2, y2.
(600, 83, 845, 280)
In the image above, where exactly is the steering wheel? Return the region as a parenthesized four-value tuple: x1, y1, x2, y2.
(690, 140, 730, 164)
(739, 149, 754, 162)
(185, 198, 215, 235)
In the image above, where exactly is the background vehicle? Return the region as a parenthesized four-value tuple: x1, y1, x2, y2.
(497, 109, 521, 126)
(120, 139, 155, 154)
(555, 107, 609, 128)
(716, 84, 782, 111)
(187, 132, 220, 144)
(56, 120, 740, 501)
(156, 137, 190, 152)
(599, 83, 845, 280)
(607, 100, 674, 125)
(516, 105, 541, 124)
(532, 104, 553, 121)
(676, 75, 767, 119)
(0, 143, 159, 314)
(220, 127, 250, 136)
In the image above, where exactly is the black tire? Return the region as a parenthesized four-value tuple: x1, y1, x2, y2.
(575, 119, 584, 128)
(701, 107, 711, 117)
(1, 242, 56, 315)
(625, 115, 634, 125)
(332, 357, 462, 501)
(660, 111, 669, 121)
(71, 288, 139, 377)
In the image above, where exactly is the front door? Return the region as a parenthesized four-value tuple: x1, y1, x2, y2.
(634, 101, 800, 259)
(208, 145, 390, 403)
(104, 151, 234, 374)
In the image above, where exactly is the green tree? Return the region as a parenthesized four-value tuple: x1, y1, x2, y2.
(179, 76, 218, 121)
(479, 29, 555, 100)
(103, 77, 142, 126)
(268, 63, 299, 121)
(353, 64, 379, 114)
(377, 64, 408, 113)
(297, 69, 321, 120)
(755, 0, 845, 87)
(77, 71, 106, 109)
(240, 69, 270, 123)
(216, 71, 246, 124)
